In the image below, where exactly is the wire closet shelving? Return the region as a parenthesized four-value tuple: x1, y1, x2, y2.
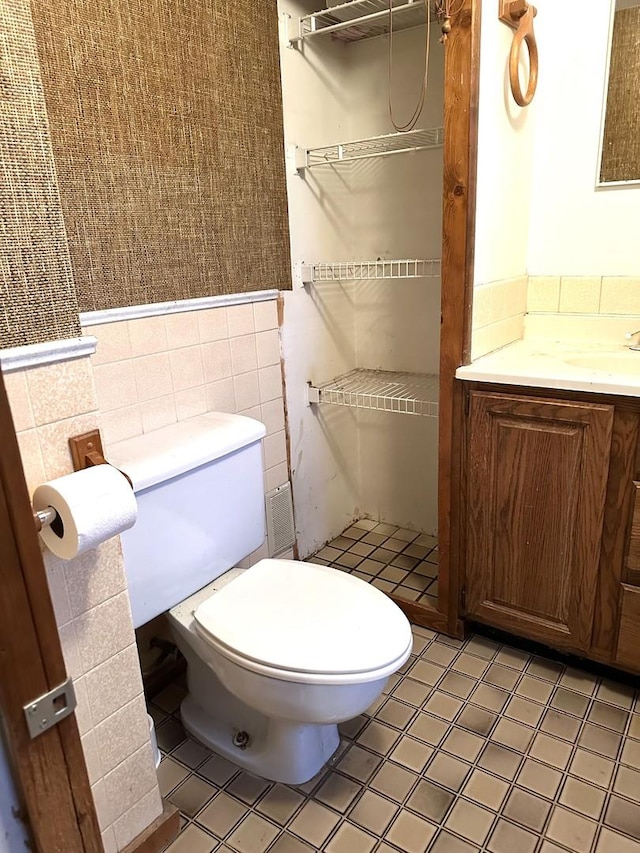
(299, 258, 441, 284)
(289, 0, 437, 45)
(308, 368, 439, 417)
(296, 126, 444, 171)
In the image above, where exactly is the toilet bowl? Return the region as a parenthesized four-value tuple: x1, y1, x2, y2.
(169, 559, 412, 783)
(110, 413, 413, 784)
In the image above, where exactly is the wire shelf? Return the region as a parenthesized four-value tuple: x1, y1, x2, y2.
(297, 127, 444, 170)
(291, 0, 438, 44)
(308, 368, 439, 417)
(300, 258, 441, 283)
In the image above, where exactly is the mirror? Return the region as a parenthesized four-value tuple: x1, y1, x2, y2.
(598, 0, 640, 185)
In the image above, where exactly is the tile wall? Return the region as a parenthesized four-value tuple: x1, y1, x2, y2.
(528, 276, 640, 316)
(4, 296, 292, 848)
(88, 300, 289, 498)
(4, 358, 162, 851)
(471, 276, 528, 360)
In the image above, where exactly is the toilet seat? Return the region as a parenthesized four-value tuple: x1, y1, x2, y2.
(193, 559, 413, 686)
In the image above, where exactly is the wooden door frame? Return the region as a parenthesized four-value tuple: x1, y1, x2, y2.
(438, 0, 481, 638)
(394, 0, 480, 637)
(0, 370, 103, 851)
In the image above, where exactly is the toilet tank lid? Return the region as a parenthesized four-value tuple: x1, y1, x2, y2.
(108, 413, 266, 492)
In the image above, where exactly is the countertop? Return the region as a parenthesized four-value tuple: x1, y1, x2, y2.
(456, 322, 640, 398)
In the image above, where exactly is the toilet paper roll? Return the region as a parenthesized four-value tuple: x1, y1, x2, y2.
(33, 465, 137, 560)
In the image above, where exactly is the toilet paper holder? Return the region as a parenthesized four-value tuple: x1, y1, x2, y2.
(32, 429, 133, 532)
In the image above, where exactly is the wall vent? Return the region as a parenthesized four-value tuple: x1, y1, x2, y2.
(266, 482, 295, 556)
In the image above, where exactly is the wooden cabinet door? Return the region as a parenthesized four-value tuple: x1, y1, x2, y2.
(466, 391, 614, 651)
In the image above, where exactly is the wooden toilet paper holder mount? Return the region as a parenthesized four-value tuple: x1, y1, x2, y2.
(32, 429, 132, 532)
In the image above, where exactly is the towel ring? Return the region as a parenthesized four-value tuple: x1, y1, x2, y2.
(499, 0, 538, 107)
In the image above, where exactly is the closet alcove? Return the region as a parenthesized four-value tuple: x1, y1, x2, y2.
(278, 0, 477, 636)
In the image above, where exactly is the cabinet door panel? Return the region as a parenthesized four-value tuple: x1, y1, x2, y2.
(624, 482, 640, 586)
(616, 585, 640, 671)
(466, 392, 614, 650)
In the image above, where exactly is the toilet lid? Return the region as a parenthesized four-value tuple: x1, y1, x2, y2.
(193, 559, 412, 677)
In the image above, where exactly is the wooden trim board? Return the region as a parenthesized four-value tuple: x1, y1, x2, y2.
(437, 0, 481, 638)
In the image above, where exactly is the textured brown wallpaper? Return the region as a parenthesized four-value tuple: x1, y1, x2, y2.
(0, 0, 80, 349)
(30, 0, 292, 312)
(600, 6, 640, 183)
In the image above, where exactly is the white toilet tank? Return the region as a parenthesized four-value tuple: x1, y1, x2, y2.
(109, 413, 267, 628)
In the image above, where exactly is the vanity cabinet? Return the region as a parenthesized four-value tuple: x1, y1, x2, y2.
(463, 386, 640, 672)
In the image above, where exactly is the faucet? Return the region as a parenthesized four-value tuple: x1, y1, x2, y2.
(625, 329, 640, 351)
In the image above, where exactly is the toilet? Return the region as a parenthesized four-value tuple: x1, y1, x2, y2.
(110, 412, 412, 784)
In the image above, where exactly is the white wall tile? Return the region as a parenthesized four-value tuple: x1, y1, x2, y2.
(233, 372, 260, 411)
(559, 277, 601, 314)
(165, 312, 200, 349)
(261, 399, 285, 435)
(63, 538, 128, 619)
(206, 378, 236, 413)
(16, 429, 46, 497)
(227, 303, 255, 337)
(101, 826, 118, 853)
(198, 307, 228, 342)
(239, 405, 262, 420)
(472, 281, 506, 329)
(73, 676, 93, 736)
(140, 395, 177, 433)
(74, 592, 135, 673)
(4, 370, 35, 431)
(26, 359, 97, 426)
(266, 463, 289, 493)
(101, 405, 144, 447)
(175, 386, 208, 421)
(113, 786, 163, 851)
(91, 780, 110, 832)
(264, 430, 287, 469)
(256, 329, 280, 368)
(471, 314, 525, 361)
(527, 276, 561, 312)
(43, 551, 72, 627)
(259, 365, 283, 403)
(202, 340, 232, 383)
(102, 744, 158, 825)
(91, 322, 132, 365)
(600, 277, 640, 315)
(84, 644, 145, 726)
(133, 353, 173, 402)
(169, 346, 204, 391)
(81, 730, 103, 786)
(230, 335, 258, 375)
(127, 315, 168, 356)
(94, 362, 138, 412)
(94, 694, 150, 776)
(253, 299, 279, 332)
(58, 621, 82, 680)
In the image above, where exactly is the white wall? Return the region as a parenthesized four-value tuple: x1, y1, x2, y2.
(528, 0, 640, 275)
(469, 1, 536, 360)
(473, 2, 535, 287)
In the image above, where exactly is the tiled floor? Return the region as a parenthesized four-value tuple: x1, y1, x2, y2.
(308, 519, 439, 608)
(153, 622, 640, 852)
